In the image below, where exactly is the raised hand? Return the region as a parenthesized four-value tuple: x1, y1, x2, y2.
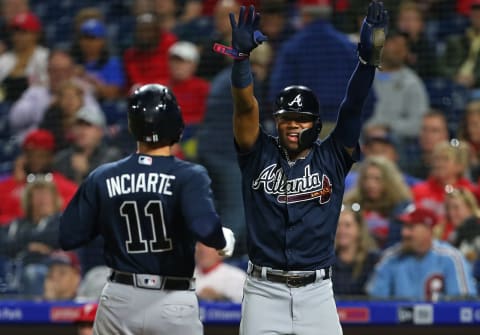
(213, 5, 267, 60)
(358, 1, 389, 68)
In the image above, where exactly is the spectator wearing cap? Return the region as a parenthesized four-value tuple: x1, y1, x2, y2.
(367, 206, 477, 301)
(442, 0, 480, 89)
(0, 178, 63, 295)
(0, 129, 77, 225)
(8, 50, 101, 143)
(0, 0, 30, 55)
(54, 106, 121, 184)
(43, 250, 82, 300)
(70, 18, 125, 101)
(0, 11, 48, 101)
(54, 107, 121, 274)
(168, 41, 209, 160)
(123, 12, 177, 90)
(366, 29, 429, 141)
(75, 302, 98, 335)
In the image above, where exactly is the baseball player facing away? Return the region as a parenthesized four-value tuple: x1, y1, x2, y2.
(226, 2, 388, 335)
(59, 84, 235, 335)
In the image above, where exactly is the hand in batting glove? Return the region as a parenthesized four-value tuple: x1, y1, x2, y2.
(358, 1, 389, 68)
(213, 5, 267, 60)
(218, 227, 235, 258)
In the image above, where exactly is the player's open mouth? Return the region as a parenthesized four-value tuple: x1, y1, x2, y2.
(287, 132, 299, 143)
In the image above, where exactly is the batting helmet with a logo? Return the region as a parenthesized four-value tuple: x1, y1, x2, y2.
(273, 85, 322, 148)
(128, 84, 184, 145)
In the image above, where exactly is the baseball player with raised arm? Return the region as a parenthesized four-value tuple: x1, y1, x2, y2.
(218, 1, 388, 334)
(59, 84, 235, 335)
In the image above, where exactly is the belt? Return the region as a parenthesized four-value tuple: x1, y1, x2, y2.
(110, 271, 194, 291)
(249, 264, 331, 288)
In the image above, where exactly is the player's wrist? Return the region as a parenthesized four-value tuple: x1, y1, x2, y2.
(231, 59, 253, 88)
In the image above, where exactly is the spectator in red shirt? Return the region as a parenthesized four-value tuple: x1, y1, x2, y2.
(123, 12, 177, 91)
(0, 129, 77, 225)
(168, 41, 210, 160)
(412, 140, 478, 221)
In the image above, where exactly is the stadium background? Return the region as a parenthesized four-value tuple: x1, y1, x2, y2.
(0, 0, 480, 334)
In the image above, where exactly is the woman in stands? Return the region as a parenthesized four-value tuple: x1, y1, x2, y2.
(333, 203, 379, 296)
(344, 156, 413, 248)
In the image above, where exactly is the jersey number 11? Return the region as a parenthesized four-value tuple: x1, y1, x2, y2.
(120, 200, 173, 254)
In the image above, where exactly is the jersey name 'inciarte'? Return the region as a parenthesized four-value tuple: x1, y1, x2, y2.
(105, 173, 176, 197)
(252, 164, 332, 204)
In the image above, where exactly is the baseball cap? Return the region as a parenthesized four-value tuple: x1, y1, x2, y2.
(397, 206, 438, 228)
(76, 106, 106, 128)
(80, 19, 106, 38)
(75, 303, 98, 323)
(22, 129, 55, 151)
(47, 251, 81, 272)
(168, 41, 199, 63)
(10, 12, 42, 32)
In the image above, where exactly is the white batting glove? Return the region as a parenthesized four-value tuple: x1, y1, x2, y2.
(218, 227, 235, 258)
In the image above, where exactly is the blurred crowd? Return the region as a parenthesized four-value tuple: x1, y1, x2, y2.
(1, 0, 480, 304)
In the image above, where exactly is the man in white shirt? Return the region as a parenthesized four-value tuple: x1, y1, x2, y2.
(367, 30, 429, 140)
(8, 50, 99, 143)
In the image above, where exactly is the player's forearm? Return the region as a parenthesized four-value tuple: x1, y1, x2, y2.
(344, 62, 375, 108)
(333, 62, 375, 147)
(190, 213, 227, 250)
(231, 59, 258, 116)
(232, 84, 257, 115)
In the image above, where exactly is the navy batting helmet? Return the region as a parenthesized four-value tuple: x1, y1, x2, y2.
(128, 84, 184, 144)
(273, 85, 322, 148)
